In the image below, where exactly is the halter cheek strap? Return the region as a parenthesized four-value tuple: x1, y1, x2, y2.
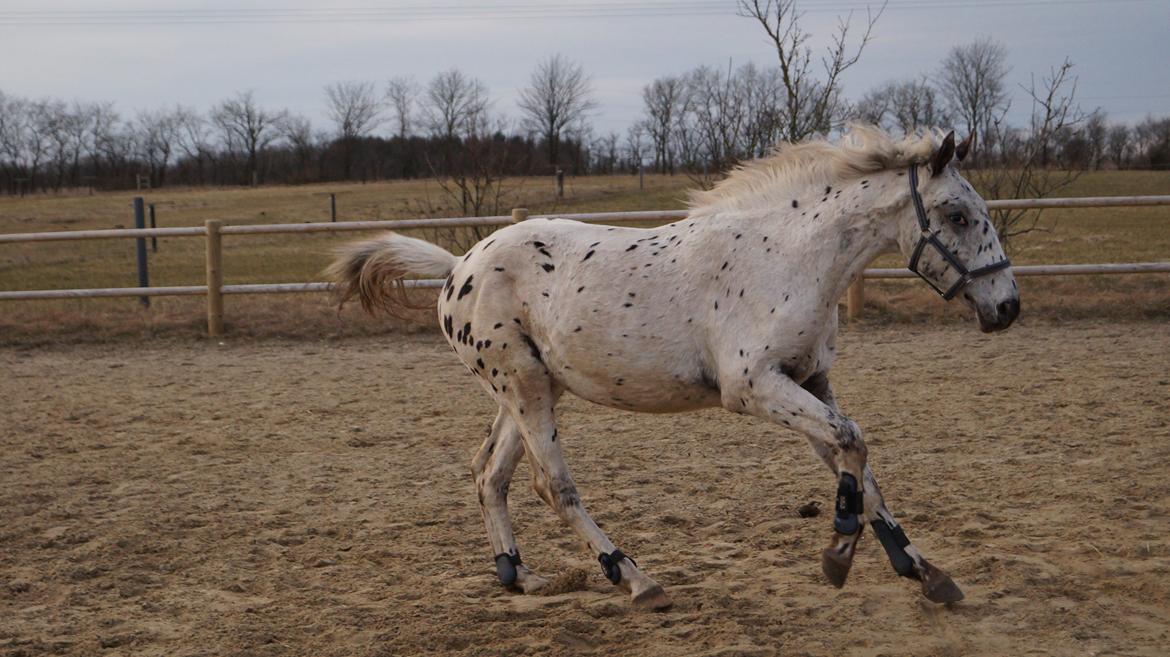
(906, 165, 1011, 300)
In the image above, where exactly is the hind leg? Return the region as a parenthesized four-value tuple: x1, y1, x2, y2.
(472, 407, 548, 593)
(502, 367, 671, 610)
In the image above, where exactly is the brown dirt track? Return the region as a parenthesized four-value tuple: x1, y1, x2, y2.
(2, 320, 1169, 657)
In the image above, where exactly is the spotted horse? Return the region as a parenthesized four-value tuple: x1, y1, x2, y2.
(327, 127, 1019, 610)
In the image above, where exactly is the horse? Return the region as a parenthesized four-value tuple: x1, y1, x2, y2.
(327, 127, 1019, 610)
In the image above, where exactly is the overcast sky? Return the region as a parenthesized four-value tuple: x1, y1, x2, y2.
(2, 0, 1168, 136)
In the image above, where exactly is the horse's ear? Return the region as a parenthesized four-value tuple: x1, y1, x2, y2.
(930, 131, 956, 177)
(956, 132, 975, 162)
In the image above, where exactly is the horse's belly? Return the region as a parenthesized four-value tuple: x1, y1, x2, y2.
(550, 357, 721, 414)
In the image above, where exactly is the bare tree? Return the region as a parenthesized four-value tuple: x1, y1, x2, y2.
(211, 90, 285, 185)
(423, 69, 489, 142)
(135, 108, 182, 187)
(517, 54, 597, 169)
(1133, 116, 1170, 168)
(324, 81, 383, 140)
(738, 0, 884, 142)
(853, 84, 892, 127)
(938, 38, 1011, 158)
(278, 114, 320, 182)
(686, 63, 750, 177)
(1107, 123, 1131, 169)
(625, 123, 647, 172)
(641, 75, 686, 174)
(890, 78, 947, 132)
(418, 71, 515, 218)
(62, 102, 95, 187)
(1082, 110, 1108, 170)
(324, 81, 383, 179)
(41, 99, 78, 189)
(87, 102, 125, 180)
(0, 96, 50, 191)
(385, 76, 418, 139)
(173, 106, 216, 184)
(973, 59, 1086, 247)
(425, 114, 520, 224)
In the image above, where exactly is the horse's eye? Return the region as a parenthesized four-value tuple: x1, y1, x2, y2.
(947, 212, 968, 227)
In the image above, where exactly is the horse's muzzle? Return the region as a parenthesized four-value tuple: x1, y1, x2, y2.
(979, 297, 1020, 333)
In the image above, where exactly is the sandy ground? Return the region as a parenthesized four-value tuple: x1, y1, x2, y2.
(2, 320, 1169, 657)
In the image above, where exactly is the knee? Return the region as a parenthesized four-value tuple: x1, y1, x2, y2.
(476, 462, 512, 507)
(833, 418, 867, 459)
(532, 470, 580, 510)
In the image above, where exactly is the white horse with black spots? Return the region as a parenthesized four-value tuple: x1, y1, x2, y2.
(328, 127, 1019, 610)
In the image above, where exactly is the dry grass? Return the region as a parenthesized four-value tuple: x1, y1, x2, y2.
(1, 171, 1167, 344)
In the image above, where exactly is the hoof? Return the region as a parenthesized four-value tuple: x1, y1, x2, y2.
(821, 547, 853, 589)
(515, 566, 550, 594)
(919, 560, 964, 603)
(631, 584, 672, 611)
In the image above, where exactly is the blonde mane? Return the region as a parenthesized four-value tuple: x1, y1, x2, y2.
(689, 125, 942, 211)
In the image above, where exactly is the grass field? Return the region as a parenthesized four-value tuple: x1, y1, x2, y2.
(0, 171, 1167, 342)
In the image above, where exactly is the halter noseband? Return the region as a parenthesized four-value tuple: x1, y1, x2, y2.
(906, 164, 1011, 300)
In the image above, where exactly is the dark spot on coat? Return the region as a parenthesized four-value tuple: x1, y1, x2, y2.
(582, 250, 595, 262)
(520, 333, 543, 363)
(541, 263, 555, 273)
(457, 276, 474, 300)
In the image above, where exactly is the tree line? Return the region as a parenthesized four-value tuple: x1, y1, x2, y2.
(1, 3, 1168, 201)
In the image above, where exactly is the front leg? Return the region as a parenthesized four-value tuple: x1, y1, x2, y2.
(731, 369, 869, 588)
(801, 372, 964, 603)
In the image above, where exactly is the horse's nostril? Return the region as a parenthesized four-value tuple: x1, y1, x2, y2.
(996, 298, 1020, 324)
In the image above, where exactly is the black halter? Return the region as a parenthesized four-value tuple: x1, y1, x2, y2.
(906, 164, 1011, 300)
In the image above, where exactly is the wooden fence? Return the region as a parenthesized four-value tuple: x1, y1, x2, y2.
(1, 197, 1168, 336)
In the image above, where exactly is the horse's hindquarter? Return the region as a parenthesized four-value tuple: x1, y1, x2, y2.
(439, 219, 722, 413)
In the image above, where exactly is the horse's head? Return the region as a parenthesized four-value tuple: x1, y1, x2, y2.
(894, 132, 1020, 333)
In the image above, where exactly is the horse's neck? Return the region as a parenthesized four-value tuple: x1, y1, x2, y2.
(695, 170, 904, 307)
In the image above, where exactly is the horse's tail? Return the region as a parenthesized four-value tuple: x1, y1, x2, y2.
(325, 232, 458, 317)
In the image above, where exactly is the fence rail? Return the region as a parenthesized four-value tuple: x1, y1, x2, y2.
(2, 196, 1168, 334)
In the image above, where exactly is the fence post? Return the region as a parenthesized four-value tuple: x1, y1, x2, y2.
(511, 207, 529, 223)
(133, 197, 150, 308)
(330, 193, 337, 222)
(846, 278, 864, 322)
(205, 220, 224, 337)
(148, 203, 158, 252)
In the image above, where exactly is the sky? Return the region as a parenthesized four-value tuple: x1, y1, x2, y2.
(1, 0, 1168, 136)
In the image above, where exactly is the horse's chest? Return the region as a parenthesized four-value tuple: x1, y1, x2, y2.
(767, 330, 837, 385)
